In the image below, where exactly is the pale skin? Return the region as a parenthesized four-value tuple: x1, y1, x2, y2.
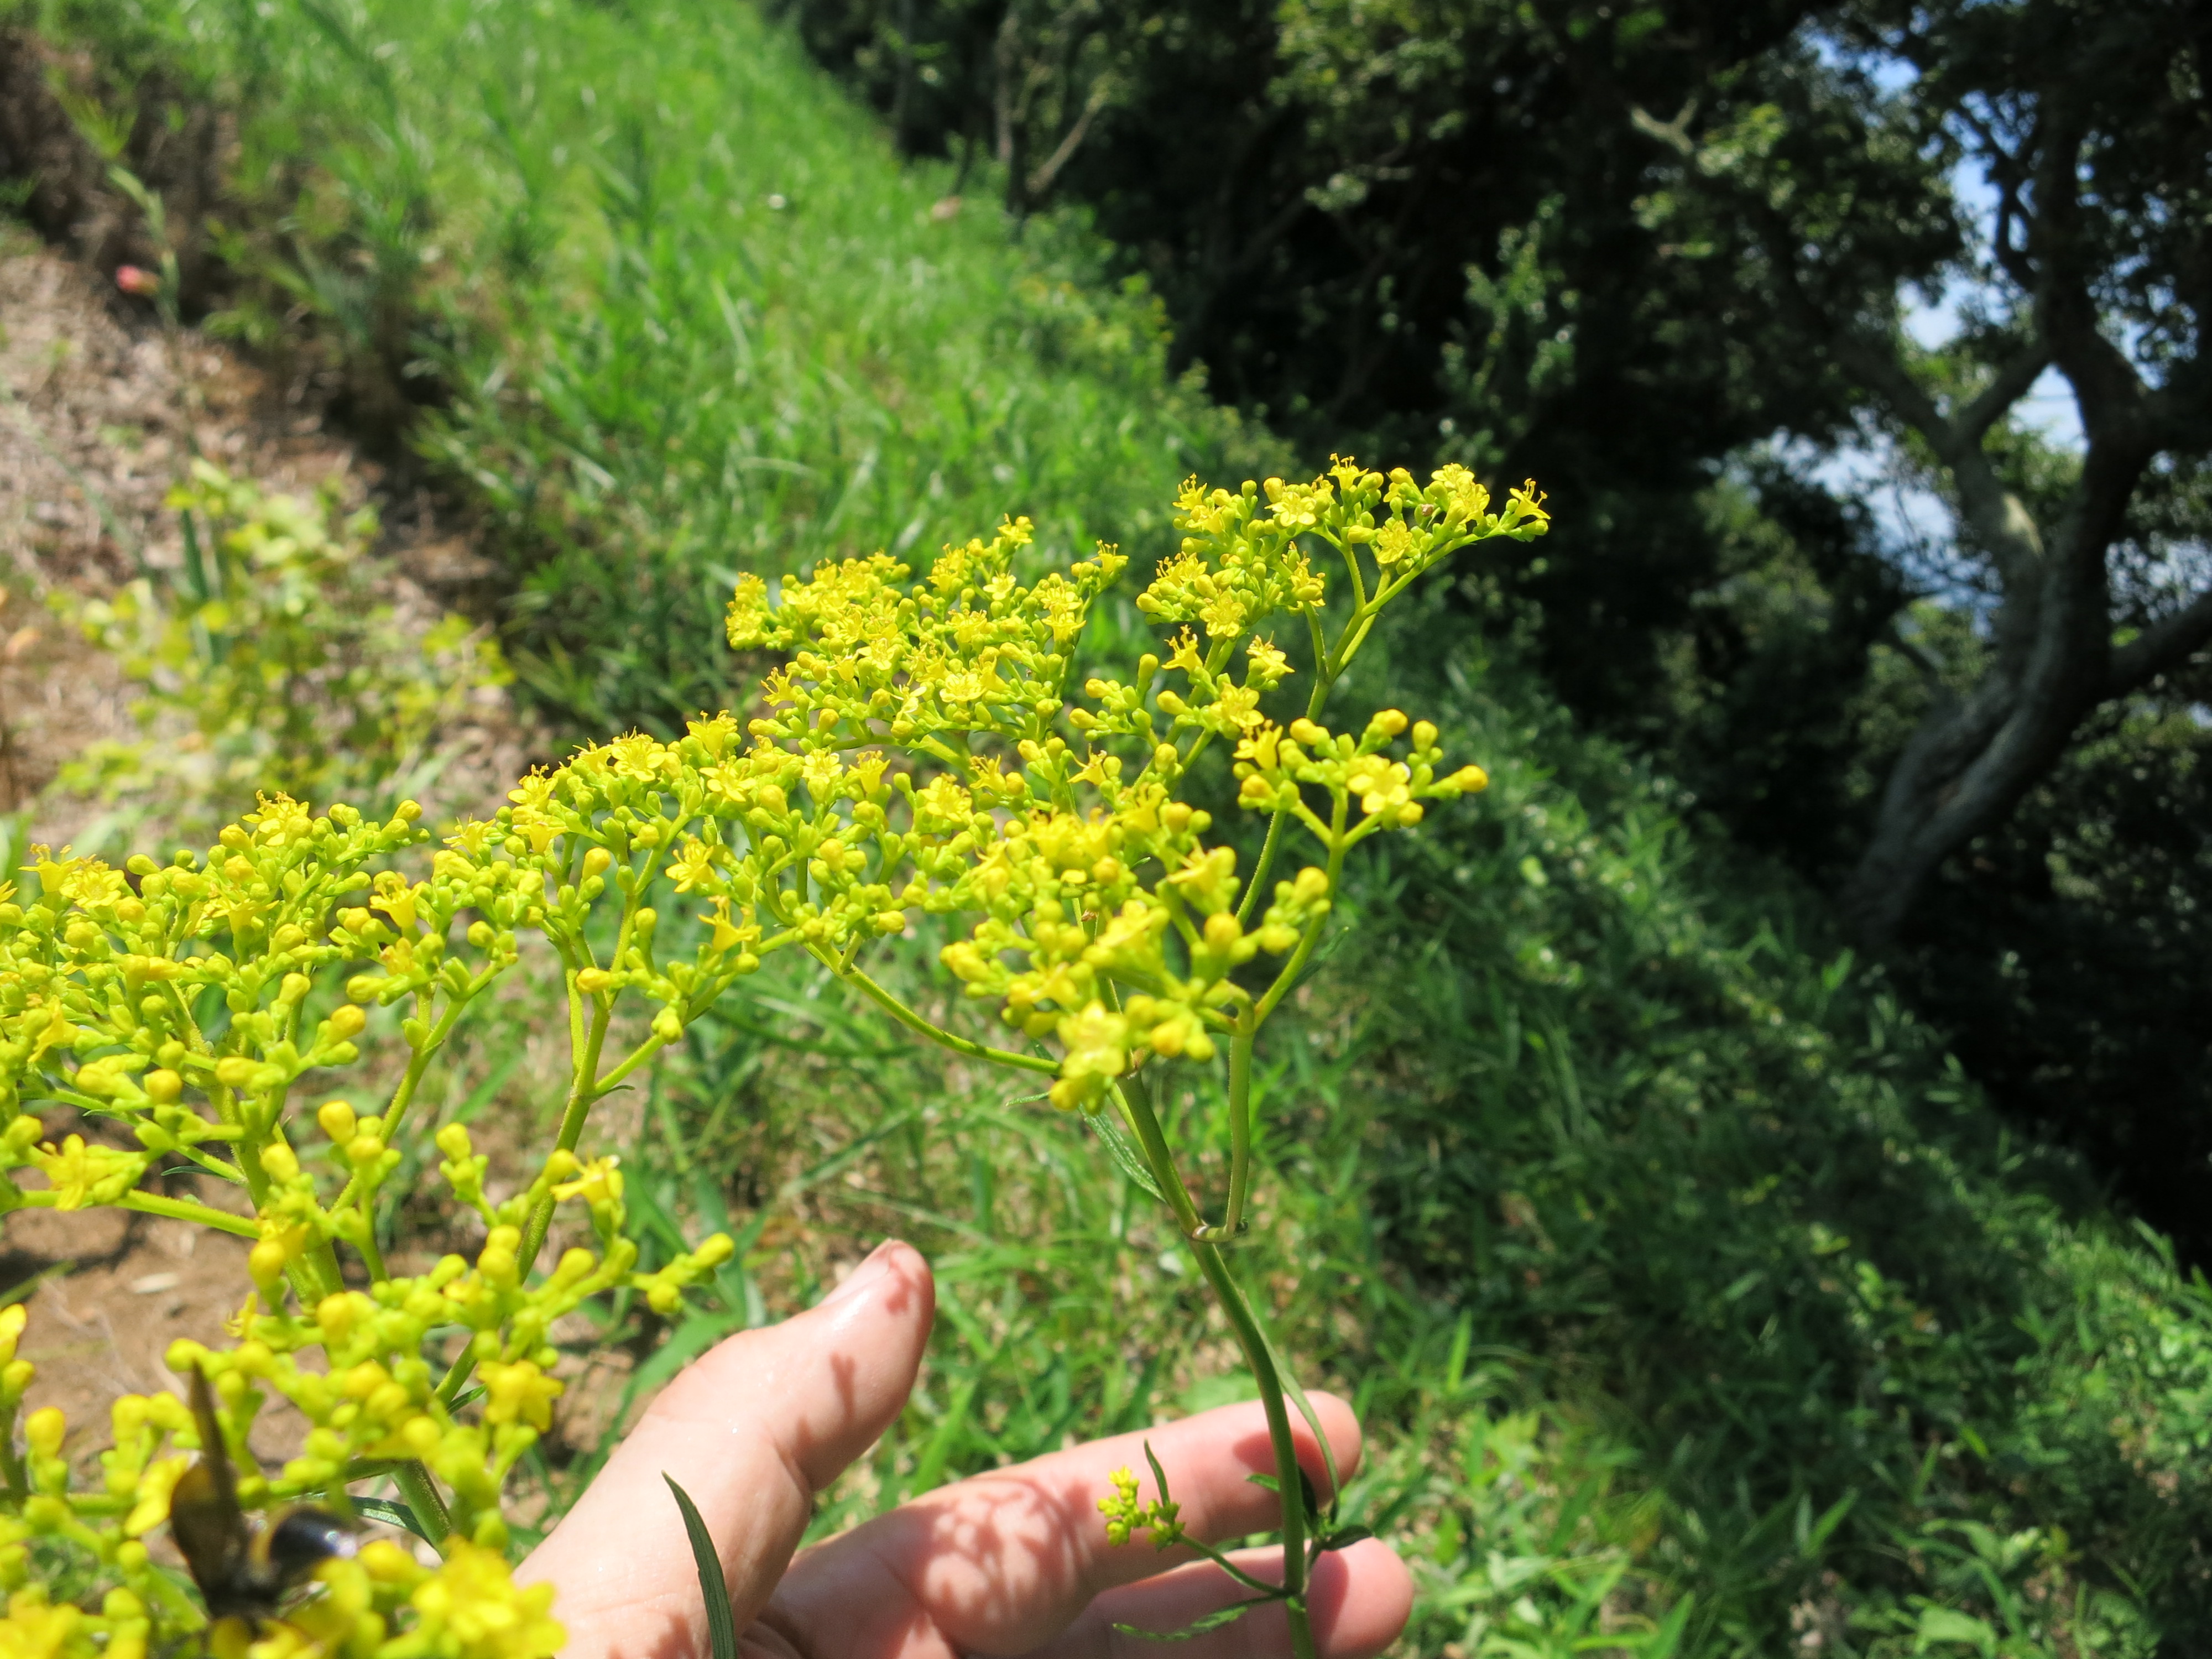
(521, 1240, 1414, 1659)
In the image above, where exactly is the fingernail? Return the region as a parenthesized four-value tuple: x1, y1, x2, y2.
(818, 1240, 898, 1308)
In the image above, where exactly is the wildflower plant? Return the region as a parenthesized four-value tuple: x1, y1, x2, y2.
(0, 460, 1544, 1657)
(55, 461, 510, 828)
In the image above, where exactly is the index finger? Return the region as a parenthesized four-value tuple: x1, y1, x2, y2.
(766, 1392, 1362, 1658)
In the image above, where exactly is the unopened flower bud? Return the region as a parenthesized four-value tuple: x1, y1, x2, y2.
(249, 1240, 289, 1289)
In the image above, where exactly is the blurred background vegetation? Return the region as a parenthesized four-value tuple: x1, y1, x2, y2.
(1, 0, 2208, 1655)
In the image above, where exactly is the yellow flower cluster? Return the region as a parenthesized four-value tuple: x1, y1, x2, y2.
(1097, 1464, 1185, 1551)
(55, 461, 508, 822)
(0, 460, 1543, 1653)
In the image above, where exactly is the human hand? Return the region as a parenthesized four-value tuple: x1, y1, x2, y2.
(519, 1240, 1414, 1659)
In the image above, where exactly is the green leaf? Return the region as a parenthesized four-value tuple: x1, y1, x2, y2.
(1641, 1594, 1694, 1659)
(665, 1474, 738, 1659)
(1091, 1092, 1167, 1202)
(1316, 1525, 1372, 1552)
(352, 1496, 434, 1543)
(1798, 1489, 1858, 1559)
(1112, 1593, 1287, 1642)
(1914, 1605, 1997, 1655)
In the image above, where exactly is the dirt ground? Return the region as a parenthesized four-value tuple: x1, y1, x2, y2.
(0, 221, 530, 844)
(0, 229, 567, 1480)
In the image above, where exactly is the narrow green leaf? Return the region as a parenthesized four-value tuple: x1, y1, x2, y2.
(1642, 1593, 1694, 1659)
(352, 1497, 433, 1543)
(1799, 1490, 1858, 1559)
(1317, 1525, 1373, 1552)
(1142, 1440, 1173, 1507)
(1112, 1593, 1287, 1642)
(1236, 1285, 1342, 1510)
(664, 1474, 738, 1659)
(1090, 1094, 1167, 1202)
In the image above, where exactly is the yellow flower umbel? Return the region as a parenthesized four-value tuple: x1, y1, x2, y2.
(0, 460, 1542, 1659)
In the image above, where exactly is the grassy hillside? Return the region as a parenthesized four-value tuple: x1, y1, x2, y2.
(8, 4, 2212, 1656)
(15, 0, 1262, 729)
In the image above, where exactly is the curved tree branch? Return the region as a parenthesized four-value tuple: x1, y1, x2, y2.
(2106, 587, 2212, 697)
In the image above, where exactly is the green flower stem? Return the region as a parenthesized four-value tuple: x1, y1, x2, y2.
(1, 1434, 27, 1501)
(164, 1142, 248, 1185)
(434, 1347, 478, 1408)
(1327, 609, 1380, 681)
(1255, 815, 1349, 1028)
(353, 1222, 389, 1286)
(1119, 1048, 1304, 1653)
(1240, 605, 1348, 928)
(89, 1189, 260, 1241)
(515, 990, 613, 1278)
(592, 1031, 671, 1098)
(1112, 1068, 1204, 1239)
(1221, 1015, 1258, 1236)
(375, 990, 476, 1155)
(1191, 1238, 1314, 1659)
(391, 1457, 453, 1551)
(1234, 806, 1290, 929)
(829, 957, 1060, 1075)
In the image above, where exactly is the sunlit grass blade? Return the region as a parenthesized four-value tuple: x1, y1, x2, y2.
(664, 1474, 738, 1659)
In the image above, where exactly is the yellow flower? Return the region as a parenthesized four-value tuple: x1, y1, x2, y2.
(1244, 637, 1291, 688)
(478, 1360, 563, 1432)
(668, 837, 722, 894)
(551, 1156, 624, 1211)
(0, 1590, 91, 1659)
(28, 1137, 140, 1210)
(408, 1542, 565, 1659)
(914, 776, 973, 831)
(1051, 1002, 1130, 1113)
(122, 1457, 189, 1537)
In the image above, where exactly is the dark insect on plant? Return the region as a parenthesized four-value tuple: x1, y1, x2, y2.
(170, 1366, 359, 1624)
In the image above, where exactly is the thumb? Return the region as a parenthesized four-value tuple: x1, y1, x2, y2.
(519, 1240, 934, 1659)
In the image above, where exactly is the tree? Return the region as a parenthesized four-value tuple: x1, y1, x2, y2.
(1628, 0, 2212, 947)
(774, 0, 1147, 219)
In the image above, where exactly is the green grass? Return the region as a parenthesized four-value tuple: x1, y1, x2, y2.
(14, 4, 2212, 1656)
(23, 0, 1268, 732)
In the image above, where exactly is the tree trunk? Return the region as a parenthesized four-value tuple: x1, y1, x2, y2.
(1840, 433, 2166, 952)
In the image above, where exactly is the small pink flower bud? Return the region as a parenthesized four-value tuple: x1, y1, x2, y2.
(114, 264, 160, 296)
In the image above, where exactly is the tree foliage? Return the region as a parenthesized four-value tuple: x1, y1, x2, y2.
(790, 0, 2212, 1249)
